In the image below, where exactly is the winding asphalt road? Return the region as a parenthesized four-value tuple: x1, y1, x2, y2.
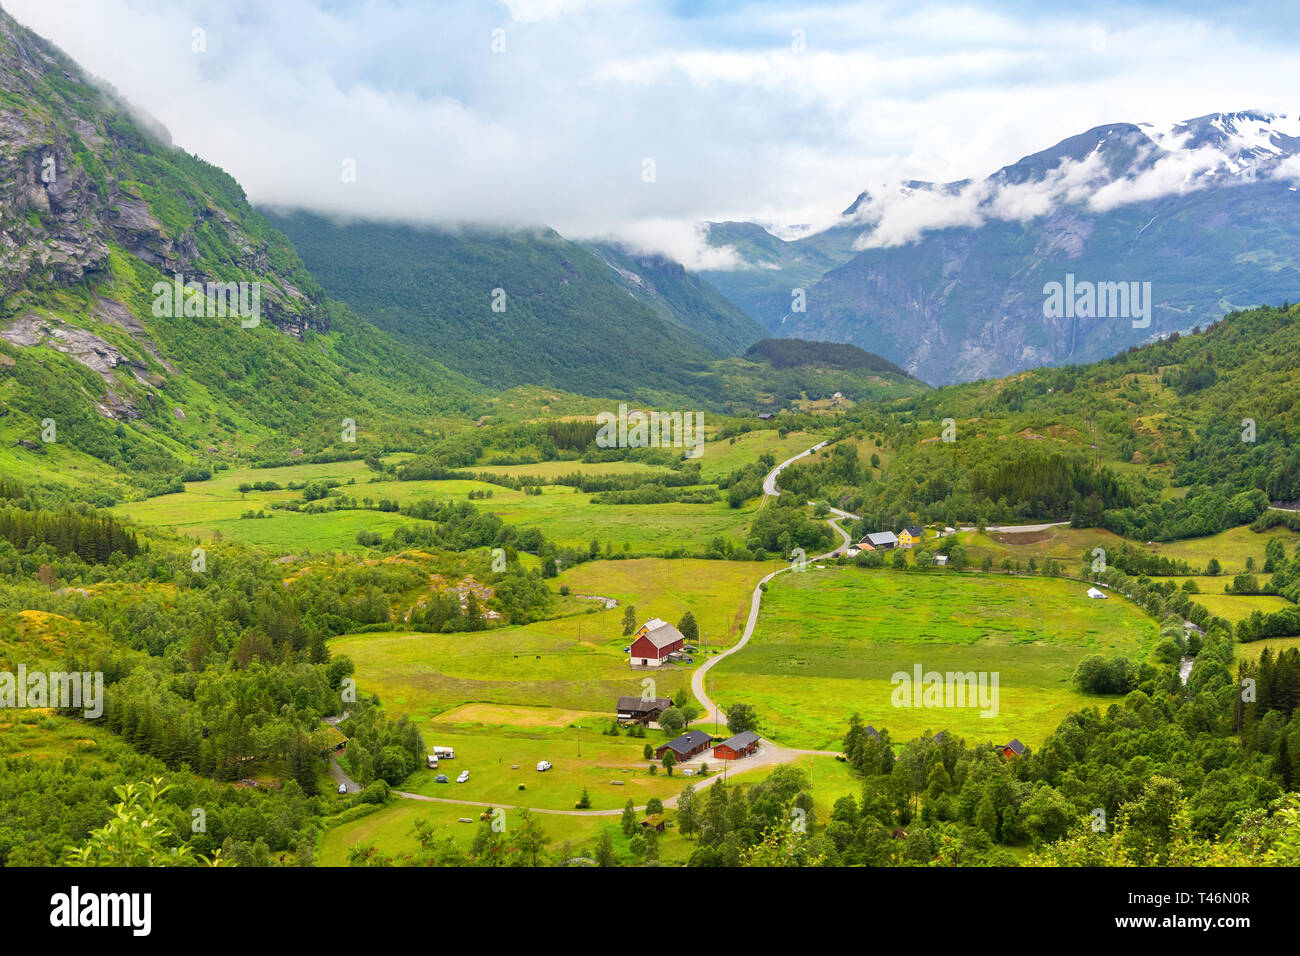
(692, 442, 853, 730)
(761, 440, 828, 500)
(371, 440, 848, 817)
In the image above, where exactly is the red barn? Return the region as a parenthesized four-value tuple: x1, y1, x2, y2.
(1000, 739, 1025, 758)
(628, 618, 686, 668)
(713, 730, 760, 760)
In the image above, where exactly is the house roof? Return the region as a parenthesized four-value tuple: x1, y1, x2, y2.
(902, 526, 924, 537)
(616, 696, 672, 713)
(719, 730, 760, 750)
(864, 725, 880, 740)
(1003, 739, 1025, 755)
(659, 730, 712, 755)
(865, 531, 898, 546)
(634, 619, 686, 649)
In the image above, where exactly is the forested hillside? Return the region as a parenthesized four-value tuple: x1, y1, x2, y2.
(266, 210, 754, 406)
(744, 338, 914, 376)
(778, 303, 1300, 541)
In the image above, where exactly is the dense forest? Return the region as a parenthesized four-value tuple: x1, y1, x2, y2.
(744, 338, 914, 376)
(0, 489, 577, 864)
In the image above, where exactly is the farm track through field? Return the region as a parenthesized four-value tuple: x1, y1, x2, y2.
(387, 440, 847, 816)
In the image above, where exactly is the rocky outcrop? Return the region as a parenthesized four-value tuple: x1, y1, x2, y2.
(0, 312, 150, 420)
(0, 9, 327, 336)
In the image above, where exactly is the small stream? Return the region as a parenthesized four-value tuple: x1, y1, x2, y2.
(1179, 657, 1194, 685)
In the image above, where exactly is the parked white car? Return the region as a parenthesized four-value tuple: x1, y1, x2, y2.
(456, 770, 470, 783)
(337, 783, 347, 795)
(536, 760, 552, 772)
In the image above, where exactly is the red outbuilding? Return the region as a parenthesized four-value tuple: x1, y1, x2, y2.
(713, 730, 760, 760)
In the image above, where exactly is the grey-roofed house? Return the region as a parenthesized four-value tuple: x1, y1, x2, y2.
(654, 730, 713, 762)
(616, 696, 674, 724)
(861, 531, 899, 550)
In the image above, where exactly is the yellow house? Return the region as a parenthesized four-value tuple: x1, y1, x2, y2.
(898, 526, 925, 548)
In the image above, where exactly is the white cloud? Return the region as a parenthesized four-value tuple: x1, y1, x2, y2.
(1274, 154, 1300, 183)
(1087, 146, 1226, 211)
(7, 0, 1300, 266)
(594, 219, 749, 271)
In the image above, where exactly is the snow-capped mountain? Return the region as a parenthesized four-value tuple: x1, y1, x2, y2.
(702, 112, 1300, 385)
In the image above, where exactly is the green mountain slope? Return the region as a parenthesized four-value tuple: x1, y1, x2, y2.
(705, 338, 925, 413)
(582, 241, 765, 355)
(780, 303, 1300, 542)
(0, 9, 480, 496)
(264, 210, 751, 405)
(700, 219, 862, 334)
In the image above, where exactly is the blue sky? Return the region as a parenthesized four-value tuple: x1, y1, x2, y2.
(8, 0, 1299, 264)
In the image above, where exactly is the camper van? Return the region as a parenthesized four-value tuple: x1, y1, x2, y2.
(432, 746, 456, 760)
(426, 754, 439, 769)
(536, 760, 552, 772)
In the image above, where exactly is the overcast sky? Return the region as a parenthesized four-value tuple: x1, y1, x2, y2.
(8, 0, 1300, 266)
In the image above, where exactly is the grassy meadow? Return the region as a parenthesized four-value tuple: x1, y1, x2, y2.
(696, 429, 822, 480)
(315, 751, 855, 866)
(331, 557, 778, 716)
(960, 523, 1300, 577)
(709, 567, 1159, 750)
(328, 557, 782, 814)
(1147, 525, 1300, 573)
(315, 800, 702, 866)
(111, 457, 771, 555)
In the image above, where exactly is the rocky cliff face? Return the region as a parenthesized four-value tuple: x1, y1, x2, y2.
(0, 7, 481, 480)
(0, 8, 325, 336)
